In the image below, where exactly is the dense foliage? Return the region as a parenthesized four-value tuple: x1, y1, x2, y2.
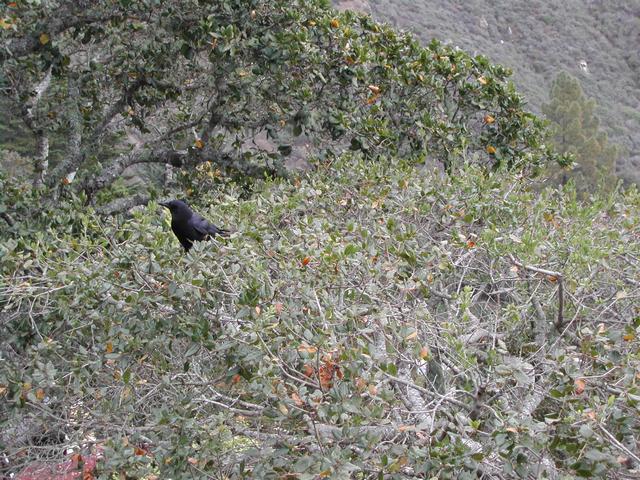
(2, 1, 639, 479)
(2, 157, 640, 478)
(363, 0, 640, 185)
(1, 0, 559, 206)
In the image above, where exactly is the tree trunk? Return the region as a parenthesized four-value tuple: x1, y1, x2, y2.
(32, 131, 49, 189)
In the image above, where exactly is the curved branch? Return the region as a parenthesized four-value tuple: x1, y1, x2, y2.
(81, 143, 284, 200)
(1, 211, 15, 227)
(81, 148, 187, 199)
(50, 78, 149, 185)
(95, 193, 150, 216)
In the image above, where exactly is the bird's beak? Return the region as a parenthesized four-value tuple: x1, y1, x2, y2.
(159, 201, 170, 208)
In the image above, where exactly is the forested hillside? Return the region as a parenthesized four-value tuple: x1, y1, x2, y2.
(353, 0, 640, 185)
(1, 1, 639, 479)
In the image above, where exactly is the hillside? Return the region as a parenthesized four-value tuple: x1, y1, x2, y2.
(338, 0, 640, 185)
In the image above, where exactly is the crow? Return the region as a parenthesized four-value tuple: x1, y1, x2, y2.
(160, 199, 229, 252)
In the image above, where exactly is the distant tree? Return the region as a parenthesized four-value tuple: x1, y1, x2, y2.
(542, 72, 619, 191)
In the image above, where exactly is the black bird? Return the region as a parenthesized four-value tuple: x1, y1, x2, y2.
(160, 199, 229, 252)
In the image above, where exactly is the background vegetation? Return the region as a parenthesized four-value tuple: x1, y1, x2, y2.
(1, 1, 639, 479)
(361, 0, 640, 186)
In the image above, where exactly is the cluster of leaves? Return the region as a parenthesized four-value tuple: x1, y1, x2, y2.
(1, 0, 559, 204)
(364, 0, 640, 185)
(1, 155, 639, 478)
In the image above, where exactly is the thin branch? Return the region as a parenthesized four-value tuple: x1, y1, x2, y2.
(198, 397, 263, 417)
(379, 368, 469, 411)
(555, 278, 564, 330)
(510, 255, 565, 332)
(597, 424, 640, 465)
(509, 255, 563, 279)
(95, 194, 150, 216)
(0, 212, 15, 226)
(304, 419, 399, 442)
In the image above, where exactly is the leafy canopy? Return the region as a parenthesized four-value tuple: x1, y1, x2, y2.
(2, 1, 636, 479)
(1, 0, 560, 203)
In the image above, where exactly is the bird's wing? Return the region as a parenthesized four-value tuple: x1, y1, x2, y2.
(192, 213, 228, 237)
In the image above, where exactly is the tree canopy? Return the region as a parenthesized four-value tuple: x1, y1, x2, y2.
(1, 0, 559, 211)
(363, 0, 640, 186)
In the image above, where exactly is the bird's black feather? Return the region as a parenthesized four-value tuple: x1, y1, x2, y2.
(160, 199, 228, 251)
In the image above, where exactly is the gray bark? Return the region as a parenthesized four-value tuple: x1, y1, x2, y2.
(18, 65, 52, 188)
(95, 193, 150, 216)
(32, 133, 49, 189)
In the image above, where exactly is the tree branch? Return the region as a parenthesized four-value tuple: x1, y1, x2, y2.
(48, 77, 82, 192)
(32, 133, 49, 189)
(304, 419, 399, 442)
(15, 65, 52, 188)
(1, 211, 15, 227)
(509, 255, 563, 279)
(510, 255, 565, 332)
(81, 148, 187, 199)
(22, 65, 52, 130)
(95, 194, 150, 216)
(50, 78, 149, 186)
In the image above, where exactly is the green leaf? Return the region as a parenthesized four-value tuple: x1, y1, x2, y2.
(344, 244, 359, 256)
(578, 424, 594, 439)
(185, 344, 200, 357)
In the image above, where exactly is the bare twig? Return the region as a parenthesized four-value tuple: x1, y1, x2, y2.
(510, 255, 565, 331)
